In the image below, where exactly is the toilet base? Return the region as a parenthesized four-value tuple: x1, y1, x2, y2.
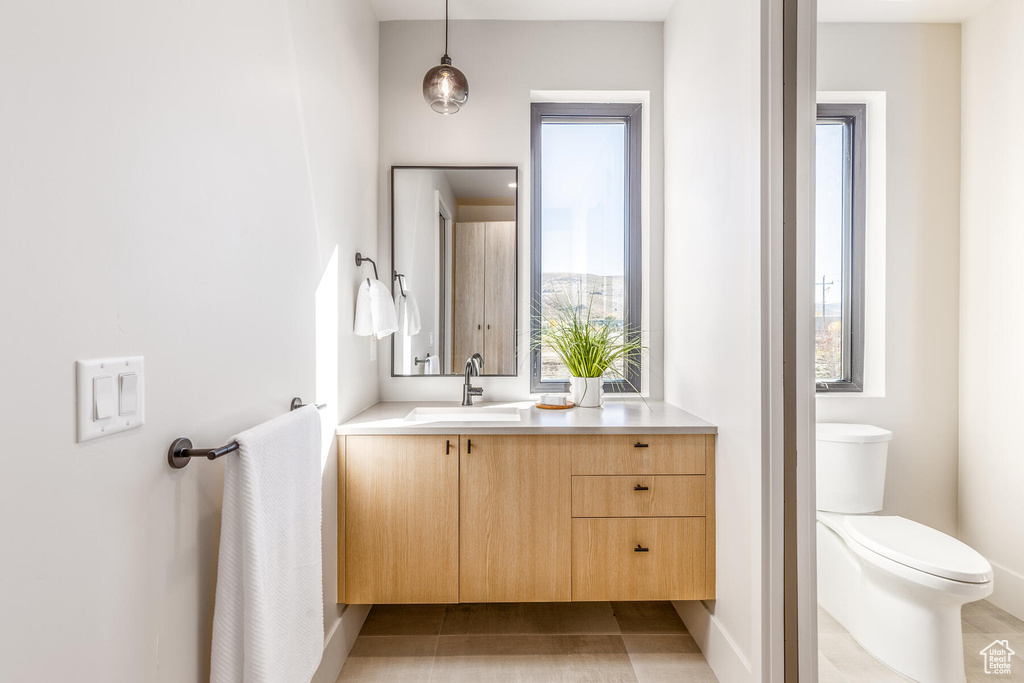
(817, 521, 992, 683)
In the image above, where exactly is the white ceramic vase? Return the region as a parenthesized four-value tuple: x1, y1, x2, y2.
(569, 376, 604, 408)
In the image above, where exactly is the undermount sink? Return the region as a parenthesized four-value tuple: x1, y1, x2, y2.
(403, 406, 522, 423)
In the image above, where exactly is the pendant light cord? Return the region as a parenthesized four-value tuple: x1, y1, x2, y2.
(444, 0, 449, 57)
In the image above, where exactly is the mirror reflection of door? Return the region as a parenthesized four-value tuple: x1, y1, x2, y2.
(452, 220, 515, 374)
(391, 167, 518, 377)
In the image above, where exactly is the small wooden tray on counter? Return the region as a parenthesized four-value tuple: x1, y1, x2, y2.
(535, 401, 575, 410)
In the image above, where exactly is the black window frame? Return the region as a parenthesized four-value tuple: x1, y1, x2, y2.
(815, 103, 866, 393)
(529, 102, 643, 394)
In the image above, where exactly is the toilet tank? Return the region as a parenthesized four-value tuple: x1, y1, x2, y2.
(816, 423, 893, 513)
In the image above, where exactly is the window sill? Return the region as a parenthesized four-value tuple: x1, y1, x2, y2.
(816, 391, 885, 399)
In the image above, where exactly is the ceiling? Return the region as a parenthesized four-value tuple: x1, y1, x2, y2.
(374, 0, 993, 23)
(443, 169, 517, 201)
(370, 0, 676, 22)
(818, 0, 994, 23)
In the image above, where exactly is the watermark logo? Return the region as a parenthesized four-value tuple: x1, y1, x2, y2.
(980, 639, 1016, 675)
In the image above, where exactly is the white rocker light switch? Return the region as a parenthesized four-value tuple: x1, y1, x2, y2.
(119, 372, 138, 415)
(77, 356, 145, 442)
(93, 376, 115, 420)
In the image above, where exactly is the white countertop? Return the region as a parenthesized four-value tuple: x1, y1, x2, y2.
(336, 400, 717, 435)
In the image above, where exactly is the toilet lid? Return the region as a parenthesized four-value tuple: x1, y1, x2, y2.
(816, 423, 893, 443)
(844, 515, 993, 584)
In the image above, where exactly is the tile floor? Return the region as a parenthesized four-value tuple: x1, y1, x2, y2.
(337, 601, 718, 682)
(818, 599, 1024, 682)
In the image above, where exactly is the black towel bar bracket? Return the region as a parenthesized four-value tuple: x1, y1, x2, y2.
(167, 397, 326, 469)
(393, 270, 408, 297)
(355, 252, 378, 284)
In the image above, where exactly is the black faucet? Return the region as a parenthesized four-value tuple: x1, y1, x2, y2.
(462, 353, 484, 406)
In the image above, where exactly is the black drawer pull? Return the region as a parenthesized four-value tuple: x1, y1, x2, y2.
(633, 484, 649, 491)
(634, 442, 649, 448)
(634, 544, 649, 552)
(467, 439, 472, 454)
(446, 440, 451, 455)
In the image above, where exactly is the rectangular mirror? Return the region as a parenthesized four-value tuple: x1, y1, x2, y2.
(391, 166, 518, 377)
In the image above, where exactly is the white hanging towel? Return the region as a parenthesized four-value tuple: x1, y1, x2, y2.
(395, 290, 422, 337)
(425, 354, 441, 375)
(211, 406, 324, 683)
(354, 278, 398, 339)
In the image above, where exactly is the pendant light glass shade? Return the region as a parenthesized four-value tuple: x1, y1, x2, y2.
(423, 56, 469, 114)
(422, 0, 468, 114)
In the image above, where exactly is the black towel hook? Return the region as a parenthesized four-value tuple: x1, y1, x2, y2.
(355, 252, 378, 283)
(393, 270, 408, 297)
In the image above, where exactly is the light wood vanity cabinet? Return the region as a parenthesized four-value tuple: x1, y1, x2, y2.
(340, 432, 715, 605)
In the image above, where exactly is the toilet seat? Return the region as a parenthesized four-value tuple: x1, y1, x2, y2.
(819, 512, 993, 584)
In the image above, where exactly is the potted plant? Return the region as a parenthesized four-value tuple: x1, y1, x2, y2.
(539, 294, 644, 407)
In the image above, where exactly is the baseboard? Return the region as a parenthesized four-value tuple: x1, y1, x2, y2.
(310, 604, 371, 683)
(989, 561, 1024, 622)
(673, 600, 753, 683)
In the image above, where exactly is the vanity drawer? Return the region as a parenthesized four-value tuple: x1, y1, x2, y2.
(572, 475, 705, 518)
(572, 517, 706, 601)
(572, 435, 705, 475)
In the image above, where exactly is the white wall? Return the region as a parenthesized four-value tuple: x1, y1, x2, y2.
(960, 0, 1024, 619)
(0, 0, 379, 680)
(377, 20, 665, 401)
(286, 0, 380, 674)
(663, 0, 763, 679)
(816, 23, 962, 535)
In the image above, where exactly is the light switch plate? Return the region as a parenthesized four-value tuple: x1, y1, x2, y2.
(76, 356, 145, 442)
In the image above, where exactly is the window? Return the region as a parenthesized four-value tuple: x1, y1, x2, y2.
(530, 102, 642, 393)
(816, 103, 866, 392)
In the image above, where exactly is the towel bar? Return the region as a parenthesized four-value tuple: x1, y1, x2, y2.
(167, 397, 326, 469)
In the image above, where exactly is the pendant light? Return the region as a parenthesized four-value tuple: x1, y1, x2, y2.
(422, 0, 469, 114)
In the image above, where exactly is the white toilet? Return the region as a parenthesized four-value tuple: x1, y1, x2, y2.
(816, 423, 993, 683)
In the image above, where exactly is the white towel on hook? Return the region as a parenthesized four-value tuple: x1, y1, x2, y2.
(425, 354, 441, 375)
(211, 406, 324, 683)
(395, 289, 422, 337)
(354, 278, 398, 339)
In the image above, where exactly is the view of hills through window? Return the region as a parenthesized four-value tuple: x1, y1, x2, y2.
(815, 120, 846, 382)
(539, 120, 627, 381)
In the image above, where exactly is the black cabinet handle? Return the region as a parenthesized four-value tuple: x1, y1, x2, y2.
(634, 544, 649, 553)
(446, 440, 451, 455)
(634, 442, 649, 448)
(633, 484, 649, 491)
(467, 439, 472, 454)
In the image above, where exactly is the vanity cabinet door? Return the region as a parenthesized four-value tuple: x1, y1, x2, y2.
(345, 435, 459, 604)
(459, 435, 572, 602)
